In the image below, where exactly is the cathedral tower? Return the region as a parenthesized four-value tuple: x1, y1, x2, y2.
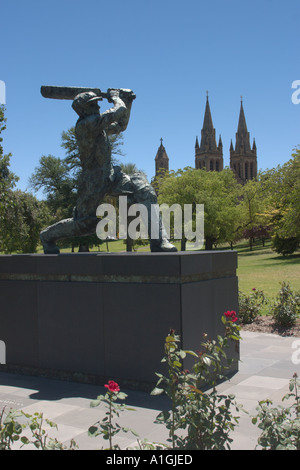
(155, 138, 169, 176)
(230, 98, 257, 183)
(195, 94, 223, 171)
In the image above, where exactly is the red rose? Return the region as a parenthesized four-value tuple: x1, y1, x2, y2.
(224, 310, 238, 322)
(105, 380, 120, 393)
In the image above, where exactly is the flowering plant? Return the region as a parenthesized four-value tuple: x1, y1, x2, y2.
(238, 288, 267, 324)
(224, 310, 238, 323)
(105, 380, 120, 393)
(88, 381, 138, 449)
(152, 313, 241, 450)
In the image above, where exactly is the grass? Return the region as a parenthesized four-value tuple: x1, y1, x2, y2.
(235, 242, 300, 301)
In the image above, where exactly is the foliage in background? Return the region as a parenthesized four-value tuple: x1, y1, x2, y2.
(269, 281, 300, 328)
(0, 105, 49, 253)
(238, 288, 268, 324)
(271, 235, 299, 256)
(157, 167, 242, 250)
(0, 190, 50, 253)
(260, 148, 300, 255)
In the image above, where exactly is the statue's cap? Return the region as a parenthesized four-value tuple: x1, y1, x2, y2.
(73, 91, 102, 104)
(72, 91, 102, 115)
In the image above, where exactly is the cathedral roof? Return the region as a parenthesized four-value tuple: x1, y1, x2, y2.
(155, 138, 169, 161)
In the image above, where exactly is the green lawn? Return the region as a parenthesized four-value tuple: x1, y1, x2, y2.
(235, 242, 300, 301)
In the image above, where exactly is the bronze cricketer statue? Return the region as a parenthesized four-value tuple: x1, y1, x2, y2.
(39, 85, 177, 253)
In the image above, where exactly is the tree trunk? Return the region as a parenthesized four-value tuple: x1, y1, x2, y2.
(78, 244, 89, 252)
(249, 238, 253, 251)
(126, 238, 133, 252)
(205, 237, 213, 250)
(181, 238, 187, 251)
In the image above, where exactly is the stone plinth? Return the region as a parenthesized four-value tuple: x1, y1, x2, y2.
(0, 251, 239, 390)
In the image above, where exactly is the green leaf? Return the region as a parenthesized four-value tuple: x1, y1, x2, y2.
(166, 336, 177, 343)
(173, 360, 182, 368)
(184, 350, 199, 357)
(151, 387, 164, 396)
(203, 356, 212, 366)
(88, 425, 99, 437)
(90, 399, 101, 408)
(21, 436, 30, 445)
(117, 392, 127, 400)
(230, 335, 241, 341)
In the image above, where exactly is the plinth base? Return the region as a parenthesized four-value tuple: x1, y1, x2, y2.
(0, 251, 239, 390)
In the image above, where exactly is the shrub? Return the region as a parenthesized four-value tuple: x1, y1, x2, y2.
(238, 288, 268, 324)
(0, 408, 25, 450)
(271, 235, 299, 256)
(151, 313, 242, 450)
(0, 408, 77, 450)
(269, 282, 300, 328)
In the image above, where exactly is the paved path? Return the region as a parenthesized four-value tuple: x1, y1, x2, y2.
(0, 331, 299, 450)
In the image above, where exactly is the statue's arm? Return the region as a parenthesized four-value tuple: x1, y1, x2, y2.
(101, 89, 135, 135)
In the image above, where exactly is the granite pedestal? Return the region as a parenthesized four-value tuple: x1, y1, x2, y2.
(0, 251, 239, 390)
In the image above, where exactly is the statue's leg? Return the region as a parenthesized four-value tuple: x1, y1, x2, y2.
(110, 169, 177, 252)
(40, 177, 110, 254)
(40, 216, 98, 254)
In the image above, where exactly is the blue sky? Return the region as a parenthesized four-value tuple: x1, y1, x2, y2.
(1, 0, 300, 195)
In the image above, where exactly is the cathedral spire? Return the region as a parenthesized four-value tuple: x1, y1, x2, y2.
(199, 94, 217, 152)
(155, 138, 169, 176)
(230, 98, 257, 183)
(237, 98, 248, 133)
(235, 98, 251, 153)
(195, 94, 223, 171)
(201, 93, 214, 135)
(218, 134, 223, 148)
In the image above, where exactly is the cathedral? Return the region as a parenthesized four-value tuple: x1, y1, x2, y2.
(155, 95, 257, 184)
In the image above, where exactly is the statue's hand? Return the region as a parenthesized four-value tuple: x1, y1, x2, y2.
(119, 89, 136, 102)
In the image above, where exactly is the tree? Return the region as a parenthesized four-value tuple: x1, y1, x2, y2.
(237, 177, 271, 249)
(259, 148, 300, 254)
(0, 190, 50, 253)
(28, 154, 76, 218)
(0, 105, 49, 253)
(157, 167, 241, 250)
(0, 105, 19, 206)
